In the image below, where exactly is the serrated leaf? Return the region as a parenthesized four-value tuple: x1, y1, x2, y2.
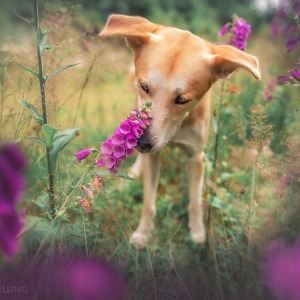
(36, 28, 55, 56)
(45, 63, 80, 81)
(18, 99, 44, 125)
(23, 137, 46, 145)
(42, 124, 58, 150)
(16, 13, 35, 26)
(50, 128, 80, 169)
(15, 61, 39, 78)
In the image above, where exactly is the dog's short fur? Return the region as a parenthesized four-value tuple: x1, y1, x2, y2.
(100, 15, 260, 247)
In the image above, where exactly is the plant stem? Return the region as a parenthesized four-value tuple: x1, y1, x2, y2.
(31, 160, 96, 262)
(213, 80, 226, 171)
(248, 155, 257, 254)
(33, 0, 56, 218)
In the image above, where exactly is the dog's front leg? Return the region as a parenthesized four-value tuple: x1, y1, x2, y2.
(186, 151, 206, 243)
(130, 153, 161, 247)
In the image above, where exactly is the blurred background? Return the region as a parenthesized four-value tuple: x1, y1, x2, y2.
(1, 0, 300, 299)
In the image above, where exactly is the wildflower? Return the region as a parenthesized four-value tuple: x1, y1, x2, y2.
(92, 173, 103, 194)
(263, 90, 274, 101)
(63, 258, 126, 300)
(249, 105, 273, 152)
(286, 35, 299, 52)
(226, 83, 238, 93)
(98, 102, 152, 174)
(75, 148, 92, 162)
(290, 65, 300, 81)
(0, 143, 27, 259)
(218, 23, 230, 37)
(277, 75, 291, 85)
(218, 16, 251, 51)
(262, 239, 300, 300)
(79, 197, 90, 213)
(82, 185, 94, 199)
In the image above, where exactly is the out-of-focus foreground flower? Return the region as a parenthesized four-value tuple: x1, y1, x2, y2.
(262, 239, 300, 300)
(218, 16, 251, 51)
(0, 143, 27, 259)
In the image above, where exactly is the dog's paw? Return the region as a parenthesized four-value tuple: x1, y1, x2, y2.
(129, 230, 150, 248)
(190, 229, 206, 244)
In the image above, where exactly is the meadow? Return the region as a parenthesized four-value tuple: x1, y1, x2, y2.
(0, 1, 300, 299)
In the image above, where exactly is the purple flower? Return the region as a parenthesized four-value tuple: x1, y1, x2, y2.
(113, 145, 125, 159)
(64, 258, 126, 300)
(111, 133, 124, 146)
(262, 239, 300, 300)
(290, 66, 300, 81)
(218, 23, 230, 37)
(103, 156, 116, 168)
(263, 90, 274, 101)
(75, 148, 92, 162)
(101, 140, 113, 155)
(125, 133, 138, 149)
(119, 120, 131, 135)
(277, 75, 291, 85)
(286, 35, 299, 52)
(98, 102, 152, 174)
(218, 17, 251, 51)
(0, 143, 27, 259)
(132, 125, 143, 138)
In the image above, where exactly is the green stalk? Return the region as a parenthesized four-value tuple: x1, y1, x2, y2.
(248, 155, 257, 254)
(213, 80, 226, 170)
(0, 52, 4, 139)
(33, 0, 55, 218)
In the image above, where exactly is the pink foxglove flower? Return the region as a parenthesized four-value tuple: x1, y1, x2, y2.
(218, 16, 251, 51)
(75, 148, 93, 162)
(98, 102, 152, 175)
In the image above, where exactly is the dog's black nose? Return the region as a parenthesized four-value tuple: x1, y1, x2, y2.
(136, 131, 153, 153)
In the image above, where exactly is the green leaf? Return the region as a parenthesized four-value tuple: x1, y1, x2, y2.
(50, 128, 80, 169)
(22, 137, 46, 145)
(42, 124, 58, 150)
(45, 63, 80, 81)
(36, 28, 55, 56)
(16, 13, 35, 26)
(117, 174, 135, 181)
(14, 61, 39, 78)
(207, 195, 228, 211)
(18, 99, 44, 125)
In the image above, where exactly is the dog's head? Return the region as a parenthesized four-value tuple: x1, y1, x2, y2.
(100, 15, 260, 153)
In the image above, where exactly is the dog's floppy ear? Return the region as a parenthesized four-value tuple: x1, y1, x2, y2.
(99, 14, 159, 49)
(210, 44, 261, 80)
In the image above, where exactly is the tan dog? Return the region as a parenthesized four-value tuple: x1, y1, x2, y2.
(100, 15, 260, 247)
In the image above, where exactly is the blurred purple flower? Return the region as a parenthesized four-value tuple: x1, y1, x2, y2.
(75, 148, 92, 162)
(277, 75, 292, 85)
(218, 17, 251, 51)
(263, 90, 274, 101)
(290, 65, 300, 81)
(98, 102, 152, 174)
(218, 23, 230, 37)
(286, 35, 299, 52)
(262, 239, 300, 300)
(0, 143, 27, 259)
(64, 258, 126, 300)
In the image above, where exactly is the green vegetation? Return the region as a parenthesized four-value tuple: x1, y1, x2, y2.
(1, 0, 299, 299)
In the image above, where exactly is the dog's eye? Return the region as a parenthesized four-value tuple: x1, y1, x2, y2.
(140, 82, 150, 94)
(174, 96, 190, 105)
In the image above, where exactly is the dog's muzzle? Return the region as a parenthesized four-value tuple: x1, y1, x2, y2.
(136, 130, 153, 153)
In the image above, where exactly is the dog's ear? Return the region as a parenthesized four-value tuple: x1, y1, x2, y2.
(210, 44, 261, 80)
(99, 14, 159, 50)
